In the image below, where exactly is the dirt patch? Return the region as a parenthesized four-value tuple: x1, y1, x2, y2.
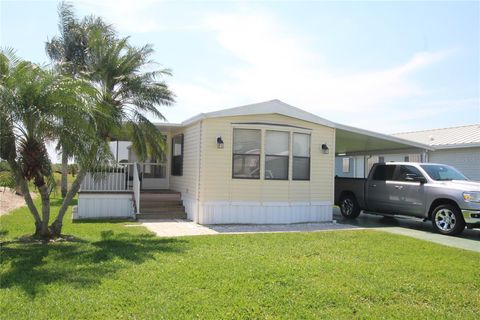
(0, 188, 36, 216)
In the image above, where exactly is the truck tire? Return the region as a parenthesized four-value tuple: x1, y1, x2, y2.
(339, 194, 361, 219)
(431, 204, 465, 236)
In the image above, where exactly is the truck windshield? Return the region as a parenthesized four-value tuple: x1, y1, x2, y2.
(420, 164, 468, 181)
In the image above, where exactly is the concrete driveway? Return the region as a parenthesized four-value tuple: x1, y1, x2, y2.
(333, 208, 480, 253)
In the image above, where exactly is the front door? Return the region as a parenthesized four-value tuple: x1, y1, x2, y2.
(141, 162, 169, 190)
(390, 165, 426, 217)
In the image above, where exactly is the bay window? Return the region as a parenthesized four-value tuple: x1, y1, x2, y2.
(232, 129, 261, 179)
(265, 130, 289, 180)
(292, 133, 310, 180)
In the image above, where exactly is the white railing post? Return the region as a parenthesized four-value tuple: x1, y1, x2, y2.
(133, 162, 141, 214)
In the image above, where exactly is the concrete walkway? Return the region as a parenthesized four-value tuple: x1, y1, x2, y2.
(141, 219, 359, 238)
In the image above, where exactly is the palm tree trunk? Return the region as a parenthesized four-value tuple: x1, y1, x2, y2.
(50, 168, 86, 237)
(38, 184, 51, 238)
(9, 160, 42, 235)
(61, 149, 68, 197)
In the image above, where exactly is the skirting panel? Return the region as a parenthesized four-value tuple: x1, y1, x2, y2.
(75, 193, 134, 220)
(198, 201, 333, 225)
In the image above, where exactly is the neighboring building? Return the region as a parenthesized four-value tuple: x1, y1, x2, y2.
(76, 100, 431, 224)
(393, 125, 480, 181)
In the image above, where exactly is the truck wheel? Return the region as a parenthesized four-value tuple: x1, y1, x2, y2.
(339, 194, 361, 219)
(431, 204, 465, 236)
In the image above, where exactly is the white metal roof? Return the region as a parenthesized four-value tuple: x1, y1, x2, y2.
(155, 99, 433, 152)
(393, 125, 480, 149)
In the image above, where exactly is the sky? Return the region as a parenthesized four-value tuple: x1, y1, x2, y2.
(1, 0, 479, 138)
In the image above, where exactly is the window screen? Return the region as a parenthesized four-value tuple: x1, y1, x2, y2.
(265, 131, 289, 180)
(232, 129, 261, 179)
(292, 133, 310, 180)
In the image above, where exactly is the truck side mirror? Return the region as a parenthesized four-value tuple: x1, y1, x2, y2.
(405, 173, 427, 183)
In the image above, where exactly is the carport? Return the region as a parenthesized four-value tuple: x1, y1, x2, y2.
(333, 123, 433, 178)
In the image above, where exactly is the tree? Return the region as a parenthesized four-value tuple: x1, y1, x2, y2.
(45, 1, 113, 198)
(86, 27, 175, 161)
(0, 48, 106, 237)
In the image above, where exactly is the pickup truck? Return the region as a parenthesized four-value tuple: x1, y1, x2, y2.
(335, 162, 480, 235)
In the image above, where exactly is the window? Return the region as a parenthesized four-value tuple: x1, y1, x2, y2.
(232, 129, 261, 179)
(292, 133, 310, 180)
(378, 156, 385, 163)
(171, 134, 183, 176)
(394, 165, 423, 181)
(404, 156, 409, 162)
(372, 164, 395, 181)
(342, 158, 350, 173)
(265, 131, 289, 180)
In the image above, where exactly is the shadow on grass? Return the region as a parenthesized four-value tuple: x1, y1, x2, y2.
(0, 231, 186, 297)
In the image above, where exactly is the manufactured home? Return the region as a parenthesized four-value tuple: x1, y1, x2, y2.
(75, 100, 431, 224)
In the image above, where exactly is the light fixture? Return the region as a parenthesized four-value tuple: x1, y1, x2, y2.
(321, 143, 329, 154)
(217, 136, 224, 149)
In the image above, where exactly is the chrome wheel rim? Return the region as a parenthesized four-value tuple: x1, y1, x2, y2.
(341, 199, 354, 216)
(435, 209, 457, 232)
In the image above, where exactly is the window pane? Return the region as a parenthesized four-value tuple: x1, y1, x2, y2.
(233, 129, 261, 154)
(342, 158, 350, 173)
(266, 131, 289, 155)
(394, 165, 423, 181)
(265, 156, 288, 180)
(173, 135, 183, 156)
(293, 133, 310, 157)
(233, 155, 260, 178)
(372, 165, 395, 181)
(293, 157, 310, 180)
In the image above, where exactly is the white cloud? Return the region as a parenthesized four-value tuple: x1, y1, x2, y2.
(166, 11, 456, 124)
(76, 0, 164, 32)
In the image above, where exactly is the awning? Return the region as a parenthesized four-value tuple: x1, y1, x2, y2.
(335, 123, 433, 155)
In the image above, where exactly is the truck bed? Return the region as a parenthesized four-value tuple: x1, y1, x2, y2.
(334, 176, 367, 209)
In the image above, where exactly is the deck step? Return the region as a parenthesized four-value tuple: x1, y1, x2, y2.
(137, 212, 187, 220)
(140, 194, 181, 201)
(140, 206, 185, 214)
(140, 200, 183, 208)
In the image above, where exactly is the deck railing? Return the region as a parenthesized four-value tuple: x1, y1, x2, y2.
(80, 163, 134, 192)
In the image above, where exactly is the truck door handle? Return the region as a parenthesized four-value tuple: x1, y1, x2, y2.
(395, 185, 403, 190)
(369, 184, 377, 188)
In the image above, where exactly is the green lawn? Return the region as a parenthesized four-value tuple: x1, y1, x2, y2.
(1, 199, 479, 319)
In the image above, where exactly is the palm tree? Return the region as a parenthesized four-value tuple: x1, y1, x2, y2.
(45, 1, 113, 197)
(86, 29, 175, 161)
(0, 49, 105, 237)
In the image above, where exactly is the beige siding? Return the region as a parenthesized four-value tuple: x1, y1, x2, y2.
(199, 114, 335, 203)
(169, 122, 201, 200)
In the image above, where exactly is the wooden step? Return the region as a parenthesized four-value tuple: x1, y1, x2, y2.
(140, 193, 181, 201)
(140, 200, 183, 208)
(140, 206, 185, 214)
(136, 212, 187, 220)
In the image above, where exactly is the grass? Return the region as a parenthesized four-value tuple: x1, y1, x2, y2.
(1, 200, 479, 319)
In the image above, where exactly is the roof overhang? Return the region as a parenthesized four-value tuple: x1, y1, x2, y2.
(154, 99, 434, 154)
(334, 123, 434, 155)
